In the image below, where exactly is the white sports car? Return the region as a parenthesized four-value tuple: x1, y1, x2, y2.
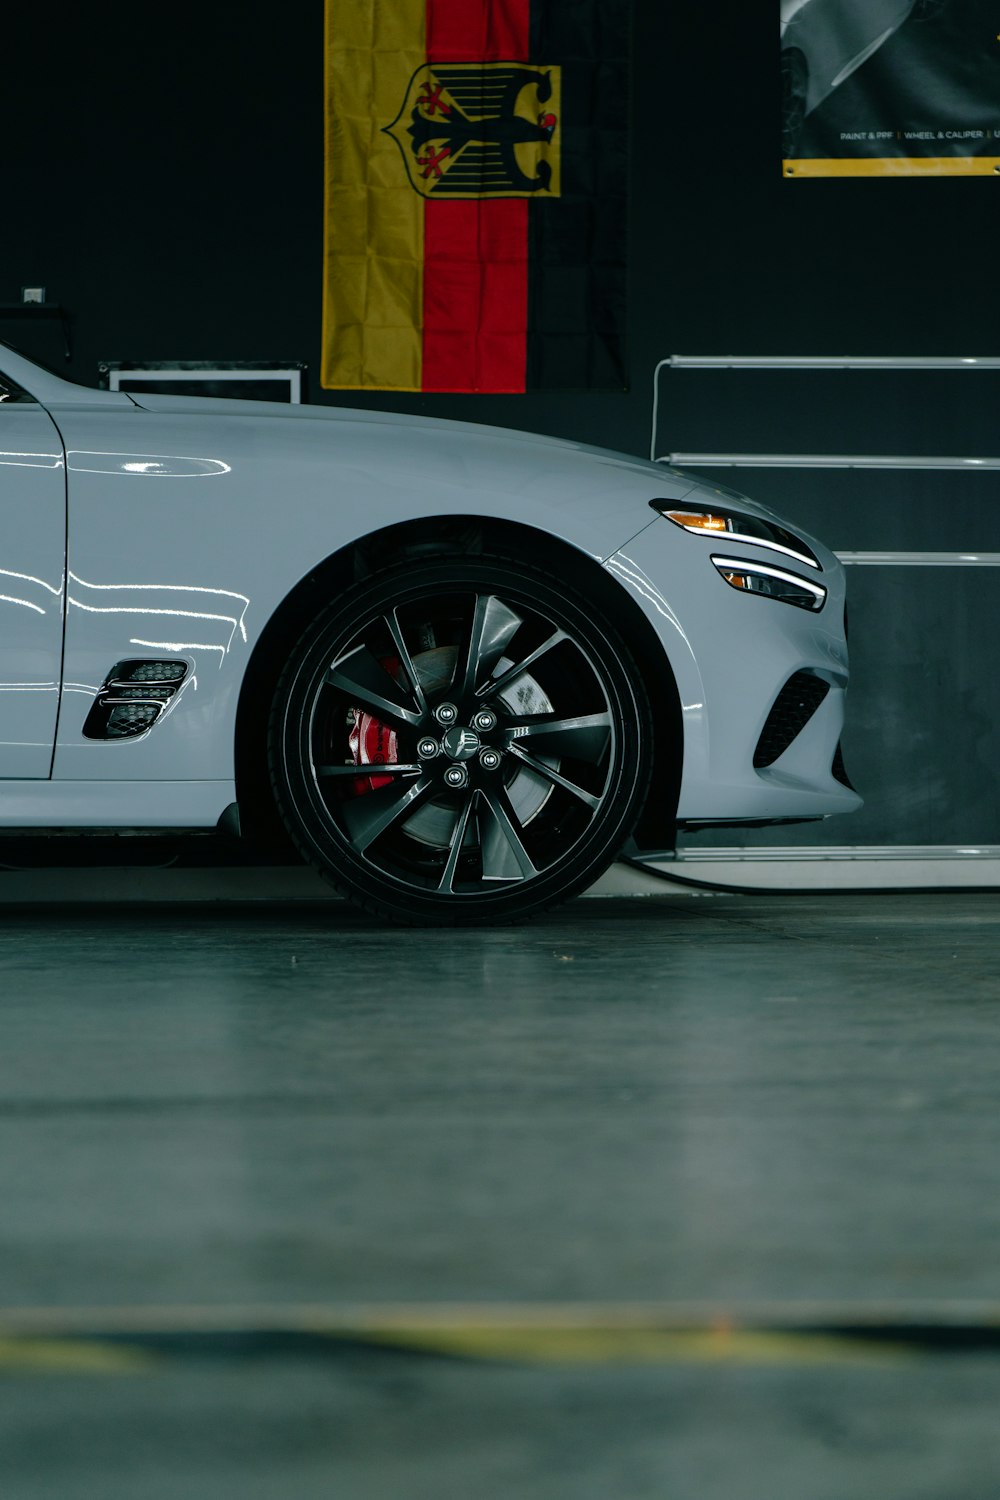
(0, 343, 859, 922)
(781, 0, 945, 153)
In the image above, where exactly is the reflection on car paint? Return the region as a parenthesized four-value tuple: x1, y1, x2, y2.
(604, 552, 690, 638)
(0, 566, 62, 596)
(0, 565, 63, 617)
(66, 452, 231, 478)
(0, 450, 64, 469)
(0, 592, 46, 615)
(66, 573, 250, 662)
(605, 552, 708, 729)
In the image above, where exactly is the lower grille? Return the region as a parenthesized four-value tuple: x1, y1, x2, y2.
(754, 672, 830, 769)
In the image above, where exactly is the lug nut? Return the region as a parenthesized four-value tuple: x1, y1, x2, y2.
(417, 737, 439, 759)
(435, 702, 458, 726)
(444, 764, 468, 788)
(479, 748, 502, 771)
(472, 708, 498, 732)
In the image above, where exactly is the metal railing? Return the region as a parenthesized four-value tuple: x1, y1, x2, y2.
(651, 353, 1000, 570)
(651, 354, 1000, 468)
(647, 355, 1000, 884)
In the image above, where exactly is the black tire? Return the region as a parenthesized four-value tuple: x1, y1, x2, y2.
(268, 555, 653, 925)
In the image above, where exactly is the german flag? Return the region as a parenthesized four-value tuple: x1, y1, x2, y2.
(321, 0, 629, 393)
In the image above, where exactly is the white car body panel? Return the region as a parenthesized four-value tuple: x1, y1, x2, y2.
(608, 522, 856, 823)
(781, 0, 915, 116)
(0, 347, 861, 835)
(49, 400, 692, 787)
(0, 779, 234, 829)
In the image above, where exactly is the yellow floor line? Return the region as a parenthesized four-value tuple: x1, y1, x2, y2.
(4, 1298, 1000, 1333)
(358, 1326, 913, 1367)
(0, 1306, 945, 1370)
(0, 1338, 157, 1374)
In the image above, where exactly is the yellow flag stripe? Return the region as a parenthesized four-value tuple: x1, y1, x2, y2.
(322, 0, 426, 390)
(784, 156, 1000, 179)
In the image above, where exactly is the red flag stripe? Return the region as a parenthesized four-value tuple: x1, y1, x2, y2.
(426, 0, 530, 62)
(421, 0, 530, 393)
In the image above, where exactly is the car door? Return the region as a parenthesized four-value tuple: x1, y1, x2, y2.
(0, 372, 66, 776)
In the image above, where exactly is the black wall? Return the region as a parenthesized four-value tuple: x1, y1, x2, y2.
(11, 3, 998, 433)
(8, 1, 1000, 847)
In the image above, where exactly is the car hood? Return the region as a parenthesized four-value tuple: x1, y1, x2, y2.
(124, 391, 818, 539)
(126, 390, 694, 486)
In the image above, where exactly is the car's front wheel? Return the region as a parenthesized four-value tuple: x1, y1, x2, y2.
(268, 555, 652, 924)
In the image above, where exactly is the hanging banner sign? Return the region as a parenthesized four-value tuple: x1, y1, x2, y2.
(781, 0, 1000, 177)
(322, 0, 629, 392)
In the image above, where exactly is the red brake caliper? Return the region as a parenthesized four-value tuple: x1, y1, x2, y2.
(346, 656, 400, 794)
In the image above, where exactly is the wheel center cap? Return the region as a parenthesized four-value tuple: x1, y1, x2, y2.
(442, 725, 480, 761)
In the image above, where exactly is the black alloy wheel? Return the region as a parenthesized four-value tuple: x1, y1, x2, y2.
(268, 556, 654, 924)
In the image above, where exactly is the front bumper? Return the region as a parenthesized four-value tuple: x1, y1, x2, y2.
(605, 518, 862, 826)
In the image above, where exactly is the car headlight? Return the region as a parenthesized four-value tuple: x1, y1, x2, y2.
(649, 499, 821, 571)
(711, 555, 827, 612)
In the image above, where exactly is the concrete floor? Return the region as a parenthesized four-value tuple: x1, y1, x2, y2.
(2, 891, 999, 1497)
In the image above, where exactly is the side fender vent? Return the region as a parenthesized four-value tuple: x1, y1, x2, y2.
(83, 660, 189, 740)
(753, 672, 830, 769)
